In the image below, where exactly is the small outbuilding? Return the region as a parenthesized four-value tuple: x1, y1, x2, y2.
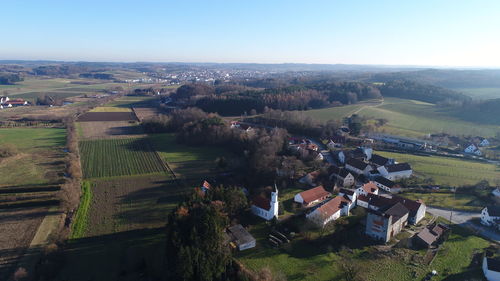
(227, 224, 256, 251)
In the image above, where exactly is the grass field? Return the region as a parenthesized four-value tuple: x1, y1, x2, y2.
(149, 133, 238, 179)
(401, 191, 484, 212)
(79, 138, 167, 178)
(453, 87, 500, 100)
(237, 218, 490, 281)
(105, 96, 157, 108)
(0, 128, 66, 186)
(377, 151, 500, 186)
(303, 98, 500, 137)
(70, 181, 92, 239)
(89, 106, 133, 112)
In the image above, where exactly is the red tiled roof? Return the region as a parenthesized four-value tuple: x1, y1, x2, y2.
(299, 186, 331, 205)
(362, 182, 379, 194)
(202, 180, 212, 190)
(252, 195, 271, 211)
(313, 196, 350, 220)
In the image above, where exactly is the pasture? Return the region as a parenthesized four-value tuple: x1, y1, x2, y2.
(303, 98, 500, 137)
(149, 133, 239, 180)
(0, 128, 66, 186)
(377, 151, 500, 186)
(79, 138, 167, 178)
(400, 191, 485, 212)
(454, 87, 500, 100)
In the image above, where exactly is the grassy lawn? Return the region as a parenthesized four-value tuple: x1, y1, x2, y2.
(303, 98, 500, 137)
(401, 192, 484, 212)
(149, 133, 239, 179)
(0, 128, 66, 186)
(377, 151, 500, 186)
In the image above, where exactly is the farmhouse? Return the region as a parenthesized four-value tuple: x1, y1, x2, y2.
(373, 176, 401, 193)
(294, 185, 331, 207)
(251, 187, 279, 221)
(329, 166, 355, 187)
(377, 163, 412, 181)
(356, 182, 379, 197)
(483, 257, 500, 281)
(227, 224, 256, 251)
(464, 143, 482, 156)
(366, 202, 409, 243)
(475, 137, 490, 147)
(345, 158, 372, 176)
(357, 193, 426, 225)
(370, 154, 393, 167)
(306, 195, 352, 227)
(414, 223, 449, 248)
(481, 205, 500, 229)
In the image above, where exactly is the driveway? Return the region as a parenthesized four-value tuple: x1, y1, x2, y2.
(426, 206, 499, 243)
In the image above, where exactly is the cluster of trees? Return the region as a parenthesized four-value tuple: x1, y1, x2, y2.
(79, 72, 114, 80)
(377, 80, 470, 104)
(171, 81, 381, 116)
(0, 73, 23, 85)
(248, 108, 341, 138)
(36, 94, 65, 106)
(32, 65, 89, 76)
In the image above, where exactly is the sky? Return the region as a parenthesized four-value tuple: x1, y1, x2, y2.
(1, 0, 500, 67)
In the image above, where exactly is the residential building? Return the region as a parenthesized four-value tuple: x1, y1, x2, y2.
(414, 223, 449, 248)
(492, 188, 500, 199)
(373, 176, 401, 193)
(356, 182, 379, 197)
(299, 170, 321, 186)
(464, 143, 482, 156)
(251, 187, 279, 221)
(227, 224, 256, 251)
(357, 193, 426, 225)
(377, 163, 412, 181)
(294, 186, 331, 207)
(332, 150, 346, 164)
(370, 154, 393, 167)
(345, 158, 372, 176)
(306, 195, 352, 227)
(366, 202, 409, 243)
(483, 257, 500, 281)
(481, 206, 500, 229)
(329, 166, 355, 187)
(338, 188, 357, 210)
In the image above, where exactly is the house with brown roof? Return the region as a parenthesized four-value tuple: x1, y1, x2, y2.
(356, 182, 379, 197)
(294, 186, 331, 207)
(299, 170, 321, 186)
(306, 195, 352, 227)
(366, 202, 409, 243)
(414, 223, 449, 248)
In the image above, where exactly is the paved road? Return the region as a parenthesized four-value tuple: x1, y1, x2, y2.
(426, 206, 500, 243)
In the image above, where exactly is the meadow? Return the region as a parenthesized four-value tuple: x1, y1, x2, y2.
(400, 191, 485, 212)
(237, 217, 490, 281)
(79, 138, 167, 178)
(0, 128, 66, 186)
(376, 151, 500, 186)
(453, 87, 500, 100)
(303, 98, 500, 137)
(149, 133, 239, 180)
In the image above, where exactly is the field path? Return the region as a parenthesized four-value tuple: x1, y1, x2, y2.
(352, 98, 384, 114)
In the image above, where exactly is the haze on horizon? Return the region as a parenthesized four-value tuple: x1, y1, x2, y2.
(2, 0, 500, 68)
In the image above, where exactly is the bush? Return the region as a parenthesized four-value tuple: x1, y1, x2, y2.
(0, 143, 18, 158)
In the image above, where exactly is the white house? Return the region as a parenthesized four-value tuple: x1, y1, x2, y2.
(483, 257, 500, 281)
(492, 188, 500, 199)
(338, 188, 357, 211)
(377, 163, 412, 181)
(306, 196, 351, 227)
(464, 143, 482, 156)
(251, 187, 279, 221)
(345, 158, 372, 176)
(360, 146, 373, 160)
(373, 177, 401, 193)
(479, 138, 490, 147)
(481, 206, 500, 228)
(356, 182, 379, 197)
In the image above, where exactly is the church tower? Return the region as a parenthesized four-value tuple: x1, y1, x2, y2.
(270, 184, 279, 219)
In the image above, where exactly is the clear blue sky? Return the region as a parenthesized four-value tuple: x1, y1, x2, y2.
(2, 0, 500, 67)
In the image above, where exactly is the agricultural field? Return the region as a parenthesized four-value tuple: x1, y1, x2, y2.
(104, 96, 157, 109)
(77, 112, 138, 122)
(303, 98, 500, 137)
(79, 175, 184, 238)
(79, 138, 167, 178)
(133, 107, 162, 122)
(89, 106, 132, 112)
(453, 87, 500, 100)
(76, 121, 144, 140)
(377, 151, 500, 186)
(0, 128, 66, 186)
(149, 133, 240, 180)
(237, 218, 490, 281)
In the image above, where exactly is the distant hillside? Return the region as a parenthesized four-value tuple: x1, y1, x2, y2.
(377, 80, 470, 104)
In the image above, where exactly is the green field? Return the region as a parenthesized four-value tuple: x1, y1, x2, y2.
(401, 191, 485, 212)
(0, 128, 66, 186)
(377, 151, 500, 186)
(303, 98, 500, 137)
(79, 138, 167, 178)
(89, 106, 133, 112)
(149, 133, 238, 179)
(70, 181, 92, 239)
(105, 96, 157, 108)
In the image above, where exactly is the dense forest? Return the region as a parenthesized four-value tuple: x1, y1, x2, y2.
(78, 72, 114, 80)
(0, 73, 23, 85)
(171, 82, 381, 116)
(376, 80, 471, 104)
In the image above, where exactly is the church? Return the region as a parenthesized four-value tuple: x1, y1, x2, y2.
(251, 186, 279, 220)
